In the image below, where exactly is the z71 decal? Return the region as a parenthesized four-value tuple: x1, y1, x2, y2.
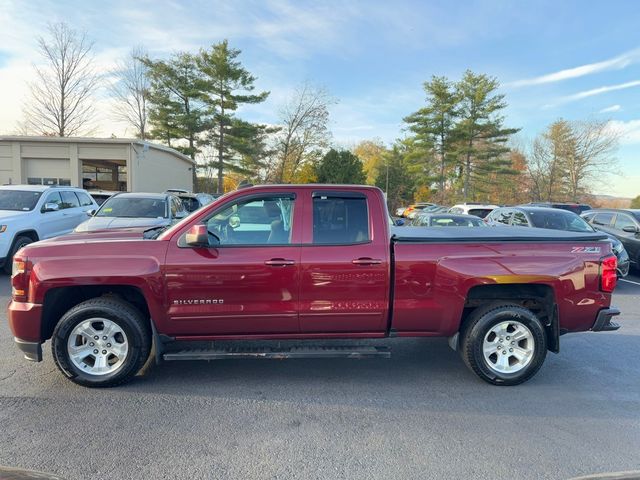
(571, 246, 601, 253)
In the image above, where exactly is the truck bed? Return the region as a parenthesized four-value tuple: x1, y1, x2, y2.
(391, 225, 609, 242)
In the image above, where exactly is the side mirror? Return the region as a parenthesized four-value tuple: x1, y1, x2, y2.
(185, 224, 210, 247)
(622, 225, 640, 234)
(87, 209, 96, 216)
(175, 210, 187, 219)
(395, 218, 405, 226)
(42, 202, 60, 212)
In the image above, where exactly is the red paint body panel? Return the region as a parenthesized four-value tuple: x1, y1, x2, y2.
(6, 184, 614, 347)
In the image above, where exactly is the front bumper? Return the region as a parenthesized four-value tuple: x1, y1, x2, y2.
(14, 337, 42, 362)
(591, 307, 621, 332)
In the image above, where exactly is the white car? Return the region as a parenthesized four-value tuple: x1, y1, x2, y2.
(448, 203, 499, 219)
(0, 185, 98, 273)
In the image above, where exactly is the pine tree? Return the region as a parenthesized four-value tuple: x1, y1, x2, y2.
(197, 40, 269, 193)
(454, 70, 519, 201)
(316, 149, 366, 184)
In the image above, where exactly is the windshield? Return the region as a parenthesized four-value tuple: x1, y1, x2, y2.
(528, 210, 594, 232)
(0, 190, 42, 211)
(96, 197, 168, 218)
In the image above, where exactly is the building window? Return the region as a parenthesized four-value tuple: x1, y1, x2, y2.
(58, 178, 71, 186)
(27, 177, 42, 185)
(43, 178, 58, 186)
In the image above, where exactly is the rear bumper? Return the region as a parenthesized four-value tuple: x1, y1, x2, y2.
(591, 307, 621, 332)
(14, 337, 42, 362)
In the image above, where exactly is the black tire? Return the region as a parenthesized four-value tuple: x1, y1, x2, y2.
(4, 235, 34, 274)
(460, 303, 547, 386)
(52, 297, 151, 388)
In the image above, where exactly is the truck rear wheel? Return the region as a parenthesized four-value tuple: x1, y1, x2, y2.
(460, 303, 547, 386)
(51, 297, 151, 388)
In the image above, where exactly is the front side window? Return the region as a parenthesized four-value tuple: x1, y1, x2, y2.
(592, 212, 614, 227)
(206, 195, 294, 245)
(614, 214, 637, 231)
(41, 192, 62, 212)
(312, 195, 369, 244)
(76, 192, 94, 207)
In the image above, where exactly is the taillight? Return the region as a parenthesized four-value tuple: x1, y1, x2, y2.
(600, 255, 617, 293)
(11, 256, 29, 302)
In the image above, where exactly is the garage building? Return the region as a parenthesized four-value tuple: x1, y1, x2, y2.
(0, 136, 195, 192)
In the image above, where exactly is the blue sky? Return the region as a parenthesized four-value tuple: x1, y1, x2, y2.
(0, 0, 639, 196)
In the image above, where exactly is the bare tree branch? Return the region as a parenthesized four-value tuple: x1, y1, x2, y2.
(22, 22, 99, 136)
(108, 46, 150, 139)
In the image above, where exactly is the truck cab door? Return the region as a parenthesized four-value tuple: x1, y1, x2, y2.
(298, 190, 390, 333)
(163, 192, 302, 336)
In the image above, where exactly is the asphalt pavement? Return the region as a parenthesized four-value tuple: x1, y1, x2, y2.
(0, 274, 639, 480)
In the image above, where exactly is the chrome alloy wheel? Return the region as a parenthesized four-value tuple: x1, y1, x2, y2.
(67, 318, 129, 376)
(482, 321, 535, 374)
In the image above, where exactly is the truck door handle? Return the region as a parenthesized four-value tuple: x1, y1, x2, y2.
(264, 258, 296, 266)
(352, 257, 382, 265)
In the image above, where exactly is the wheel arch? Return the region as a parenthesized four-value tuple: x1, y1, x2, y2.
(41, 285, 152, 341)
(459, 283, 559, 353)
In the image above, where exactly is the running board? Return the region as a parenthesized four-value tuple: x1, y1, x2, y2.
(162, 345, 391, 361)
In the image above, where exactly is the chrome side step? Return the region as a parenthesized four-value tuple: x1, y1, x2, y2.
(162, 345, 391, 361)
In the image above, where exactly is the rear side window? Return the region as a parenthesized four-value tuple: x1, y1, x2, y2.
(449, 207, 463, 214)
(76, 192, 94, 207)
(60, 191, 80, 209)
(313, 196, 370, 244)
(592, 213, 614, 226)
(493, 209, 513, 224)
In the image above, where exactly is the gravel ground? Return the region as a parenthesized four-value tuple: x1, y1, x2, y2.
(1, 274, 639, 480)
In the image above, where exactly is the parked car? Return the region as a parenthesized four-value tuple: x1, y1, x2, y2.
(166, 191, 203, 213)
(448, 203, 498, 218)
(74, 192, 188, 232)
(8, 185, 620, 388)
(487, 206, 630, 277)
(195, 192, 218, 207)
(87, 190, 119, 206)
(0, 185, 97, 273)
(525, 202, 592, 215)
(400, 202, 436, 218)
(410, 213, 487, 227)
(582, 209, 640, 272)
(406, 204, 445, 220)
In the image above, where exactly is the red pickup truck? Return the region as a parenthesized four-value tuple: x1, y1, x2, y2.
(8, 184, 620, 388)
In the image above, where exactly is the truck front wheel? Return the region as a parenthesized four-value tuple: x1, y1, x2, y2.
(51, 297, 151, 388)
(460, 303, 547, 386)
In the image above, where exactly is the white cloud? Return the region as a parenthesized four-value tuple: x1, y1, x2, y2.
(507, 47, 640, 87)
(565, 80, 640, 101)
(606, 119, 640, 144)
(599, 104, 622, 113)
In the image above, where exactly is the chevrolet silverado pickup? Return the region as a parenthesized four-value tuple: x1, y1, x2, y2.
(7, 184, 621, 387)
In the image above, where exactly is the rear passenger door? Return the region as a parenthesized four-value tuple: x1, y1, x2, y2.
(298, 190, 390, 333)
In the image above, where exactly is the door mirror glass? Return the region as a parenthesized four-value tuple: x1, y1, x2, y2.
(622, 225, 639, 233)
(43, 202, 60, 212)
(185, 224, 209, 247)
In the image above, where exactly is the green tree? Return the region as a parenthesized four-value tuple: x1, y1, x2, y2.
(454, 70, 519, 201)
(316, 149, 366, 184)
(631, 195, 640, 209)
(375, 146, 415, 212)
(197, 40, 269, 193)
(404, 76, 459, 202)
(143, 52, 207, 160)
